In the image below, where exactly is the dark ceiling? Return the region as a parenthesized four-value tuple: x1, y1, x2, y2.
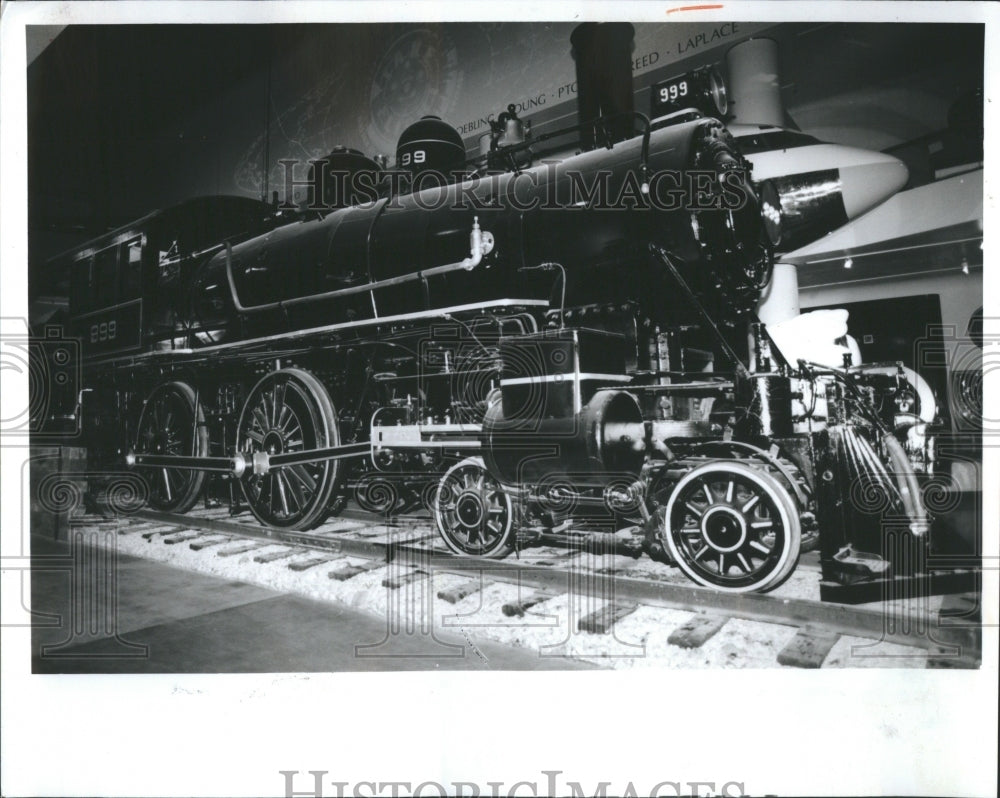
(28, 26, 269, 254)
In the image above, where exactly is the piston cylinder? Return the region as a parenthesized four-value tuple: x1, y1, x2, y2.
(482, 388, 645, 486)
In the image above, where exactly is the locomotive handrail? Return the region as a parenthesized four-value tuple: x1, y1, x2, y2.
(469, 111, 653, 183)
(82, 298, 549, 368)
(224, 218, 493, 315)
(158, 240, 227, 270)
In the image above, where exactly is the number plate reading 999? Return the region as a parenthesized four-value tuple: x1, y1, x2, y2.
(72, 299, 142, 356)
(651, 77, 691, 115)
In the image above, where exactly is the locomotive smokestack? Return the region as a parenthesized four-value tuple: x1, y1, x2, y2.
(571, 22, 636, 150)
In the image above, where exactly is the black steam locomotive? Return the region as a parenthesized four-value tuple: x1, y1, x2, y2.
(51, 26, 955, 599)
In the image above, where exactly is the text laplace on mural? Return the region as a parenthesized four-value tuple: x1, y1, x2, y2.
(677, 22, 740, 54)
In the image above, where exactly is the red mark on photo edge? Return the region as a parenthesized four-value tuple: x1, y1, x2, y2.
(667, 4, 725, 13)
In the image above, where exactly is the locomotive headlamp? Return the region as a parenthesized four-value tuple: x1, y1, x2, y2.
(651, 66, 729, 120)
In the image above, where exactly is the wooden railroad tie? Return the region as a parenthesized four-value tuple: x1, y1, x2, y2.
(140, 526, 182, 540)
(163, 532, 205, 545)
(216, 542, 268, 558)
(382, 568, 428, 589)
(578, 602, 637, 634)
(502, 591, 555, 617)
(328, 560, 386, 581)
(437, 580, 484, 604)
(777, 626, 840, 668)
(252, 548, 296, 563)
(190, 537, 231, 551)
(121, 522, 172, 536)
(288, 555, 341, 572)
(117, 521, 156, 532)
(668, 614, 728, 649)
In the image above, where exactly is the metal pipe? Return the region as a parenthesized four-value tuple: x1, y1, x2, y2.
(226, 218, 492, 315)
(881, 431, 930, 538)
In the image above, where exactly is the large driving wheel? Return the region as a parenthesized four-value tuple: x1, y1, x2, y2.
(134, 381, 209, 513)
(663, 461, 801, 592)
(237, 369, 338, 530)
(434, 457, 515, 558)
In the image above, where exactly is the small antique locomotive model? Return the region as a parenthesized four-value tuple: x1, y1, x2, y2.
(55, 26, 951, 599)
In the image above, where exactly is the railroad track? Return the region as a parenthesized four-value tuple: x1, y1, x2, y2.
(80, 503, 982, 669)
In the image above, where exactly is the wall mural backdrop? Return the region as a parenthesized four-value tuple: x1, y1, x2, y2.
(233, 22, 766, 197)
(27, 21, 982, 267)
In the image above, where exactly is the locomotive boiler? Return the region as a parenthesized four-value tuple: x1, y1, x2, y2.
(59, 27, 952, 599)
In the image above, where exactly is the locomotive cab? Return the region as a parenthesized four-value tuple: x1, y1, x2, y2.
(63, 195, 273, 355)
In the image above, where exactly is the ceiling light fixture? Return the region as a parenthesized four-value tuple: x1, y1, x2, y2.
(961, 258, 970, 275)
(843, 257, 853, 269)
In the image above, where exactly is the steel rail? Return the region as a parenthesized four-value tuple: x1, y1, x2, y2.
(128, 507, 980, 664)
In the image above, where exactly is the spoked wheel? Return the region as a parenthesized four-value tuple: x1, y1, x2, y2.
(434, 457, 514, 558)
(663, 461, 801, 592)
(693, 440, 817, 552)
(237, 369, 338, 530)
(134, 381, 209, 513)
